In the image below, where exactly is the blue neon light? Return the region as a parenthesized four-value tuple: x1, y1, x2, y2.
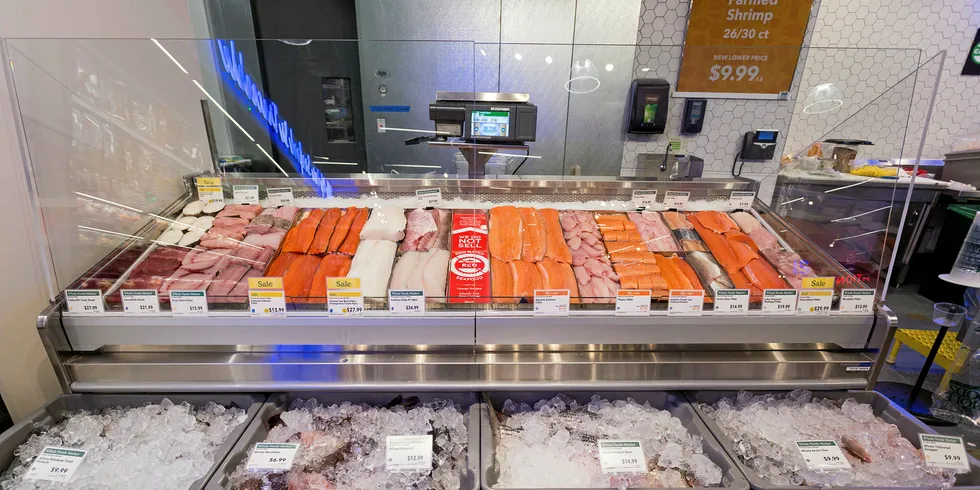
(215, 39, 331, 197)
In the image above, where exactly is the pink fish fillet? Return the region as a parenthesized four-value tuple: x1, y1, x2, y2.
(400, 209, 438, 253)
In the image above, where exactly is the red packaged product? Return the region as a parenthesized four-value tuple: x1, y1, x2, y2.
(448, 211, 490, 303)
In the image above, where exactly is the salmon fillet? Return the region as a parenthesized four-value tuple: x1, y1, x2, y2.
(609, 251, 658, 264)
(691, 211, 738, 234)
(729, 270, 764, 301)
(728, 237, 760, 271)
(537, 258, 579, 295)
(281, 209, 324, 253)
(327, 207, 357, 253)
(338, 208, 370, 255)
(540, 209, 572, 264)
(519, 208, 546, 262)
(489, 206, 523, 261)
(669, 256, 703, 290)
(491, 257, 515, 303)
(654, 254, 693, 291)
(307, 254, 353, 303)
(266, 252, 301, 277)
(690, 219, 739, 275)
(743, 257, 787, 290)
(726, 230, 760, 252)
(662, 211, 693, 230)
(307, 208, 343, 255)
(509, 260, 540, 300)
(283, 254, 321, 301)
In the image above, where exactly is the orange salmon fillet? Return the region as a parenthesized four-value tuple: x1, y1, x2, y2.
(308, 208, 343, 255)
(327, 207, 357, 253)
(729, 270, 764, 301)
(654, 254, 693, 291)
(690, 219, 739, 275)
(728, 237, 760, 271)
(281, 209, 325, 253)
(338, 208, 370, 255)
(743, 257, 787, 290)
(490, 206, 523, 261)
(519, 208, 546, 262)
(691, 211, 738, 234)
(307, 254, 352, 303)
(540, 209, 572, 263)
(491, 257, 515, 303)
(726, 231, 760, 253)
(662, 211, 692, 230)
(668, 256, 703, 290)
(509, 260, 539, 300)
(266, 252, 301, 277)
(283, 254, 321, 301)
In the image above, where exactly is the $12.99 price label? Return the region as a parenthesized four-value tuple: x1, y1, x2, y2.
(386, 435, 432, 472)
(597, 440, 647, 474)
(246, 443, 299, 472)
(796, 441, 852, 470)
(25, 447, 87, 483)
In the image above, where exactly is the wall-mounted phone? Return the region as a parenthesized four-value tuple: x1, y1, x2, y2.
(740, 130, 779, 160)
(627, 79, 669, 134)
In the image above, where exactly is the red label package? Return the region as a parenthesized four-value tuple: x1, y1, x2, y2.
(448, 211, 490, 303)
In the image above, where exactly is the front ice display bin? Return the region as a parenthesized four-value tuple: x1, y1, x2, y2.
(479, 391, 749, 490)
(205, 392, 480, 490)
(0, 394, 265, 490)
(686, 391, 980, 490)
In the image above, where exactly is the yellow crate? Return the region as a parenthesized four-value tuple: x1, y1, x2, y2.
(885, 329, 961, 370)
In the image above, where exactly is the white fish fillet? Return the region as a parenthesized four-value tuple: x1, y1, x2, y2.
(389, 251, 423, 290)
(348, 239, 397, 298)
(359, 206, 408, 241)
(730, 211, 760, 233)
(421, 250, 450, 299)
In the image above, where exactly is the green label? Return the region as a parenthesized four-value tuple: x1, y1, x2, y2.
(170, 291, 205, 298)
(122, 290, 155, 297)
(718, 290, 748, 296)
(600, 441, 641, 448)
(767, 290, 797, 296)
(66, 290, 99, 297)
(921, 435, 962, 444)
(256, 443, 299, 449)
(43, 448, 86, 458)
(417, 189, 439, 196)
(390, 290, 423, 297)
(797, 440, 836, 448)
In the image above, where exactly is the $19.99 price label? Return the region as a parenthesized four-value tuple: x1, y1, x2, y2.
(246, 443, 299, 472)
(796, 441, 852, 470)
(919, 434, 971, 472)
(763, 289, 798, 315)
(25, 447, 87, 483)
(386, 435, 432, 472)
(598, 440, 647, 474)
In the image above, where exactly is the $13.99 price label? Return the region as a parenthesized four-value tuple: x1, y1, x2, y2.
(597, 440, 647, 474)
(25, 447, 87, 483)
(796, 441, 851, 470)
(919, 434, 971, 471)
(386, 435, 432, 472)
(246, 443, 299, 472)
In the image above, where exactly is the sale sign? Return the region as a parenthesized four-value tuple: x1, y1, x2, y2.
(676, 0, 814, 98)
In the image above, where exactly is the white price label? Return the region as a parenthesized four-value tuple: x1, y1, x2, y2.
(663, 191, 690, 209)
(328, 290, 364, 316)
(169, 290, 208, 316)
(416, 188, 442, 208)
(668, 290, 704, 316)
(631, 190, 657, 208)
(714, 289, 750, 315)
(233, 185, 260, 205)
(728, 191, 755, 210)
(65, 290, 104, 316)
(389, 290, 425, 315)
(386, 435, 432, 472)
(250, 290, 286, 316)
(839, 289, 875, 315)
(246, 443, 299, 472)
(762, 289, 797, 315)
(798, 289, 833, 316)
(25, 447, 87, 483)
(597, 440, 647, 474)
(920, 434, 971, 472)
(266, 187, 294, 207)
(121, 289, 160, 315)
(615, 290, 651, 316)
(534, 289, 570, 316)
(796, 441, 852, 470)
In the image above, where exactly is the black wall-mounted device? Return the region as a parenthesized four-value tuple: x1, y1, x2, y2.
(740, 130, 779, 160)
(681, 99, 706, 134)
(627, 79, 670, 134)
(429, 92, 537, 143)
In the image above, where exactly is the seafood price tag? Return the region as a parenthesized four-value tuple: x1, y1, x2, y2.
(246, 443, 299, 472)
(121, 289, 160, 315)
(169, 290, 208, 316)
(65, 290, 105, 316)
(919, 434, 971, 471)
(328, 290, 364, 316)
(667, 290, 704, 316)
(714, 289, 749, 315)
(597, 440, 647, 474)
(386, 435, 432, 472)
(631, 190, 657, 208)
(798, 290, 833, 316)
(796, 441, 851, 470)
(416, 188, 442, 208)
(266, 187, 294, 207)
(839, 289, 875, 315)
(233, 184, 260, 205)
(534, 289, 570, 316)
(389, 290, 425, 315)
(249, 277, 286, 317)
(25, 447, 87, 483)
(196, 177, 224, 204)
(762, 289, 798, 315)
(663, 191, 690, 209)
(616, 290, 651, 316)
(728, 191, 755, 210)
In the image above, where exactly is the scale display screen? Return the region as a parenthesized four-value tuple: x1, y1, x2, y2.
(471, 110, 510, 137)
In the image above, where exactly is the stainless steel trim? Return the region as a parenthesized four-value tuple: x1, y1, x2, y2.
(867, 305, 899, 387)
(435, 91, 530, 103)
(36, 303, 72, 392)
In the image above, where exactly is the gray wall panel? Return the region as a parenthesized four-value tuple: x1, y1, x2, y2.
(355, 0, 499, 42)
(574, 0, 642, 45)
(501, 0, 575, 44)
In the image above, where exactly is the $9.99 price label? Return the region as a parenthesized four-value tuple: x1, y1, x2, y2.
(246, 443, 299, 472)
(598, 440, 647, 474)
(919, 434, 971, 472)
(25, 447, 87, 483)
(386, 435, 432, 472)
(796, 440, 852, 471)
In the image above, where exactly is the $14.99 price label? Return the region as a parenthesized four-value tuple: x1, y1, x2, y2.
(246, 443, 299, 472)
(386, 435, 432, 472)
(796, 441, 851, 470)
(25, 447, 87, 483)
(919, 434, 971, 471)
(597, 440, 647, 474)
(714, 289, 749, 315)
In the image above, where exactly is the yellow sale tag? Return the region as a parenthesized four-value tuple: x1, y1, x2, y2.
(196, 177, 222, 187)
(327, 277, 360, 290)
(801, 277, 835, 289)
(248, 277, 283, 290)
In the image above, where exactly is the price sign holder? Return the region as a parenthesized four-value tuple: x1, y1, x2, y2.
(714, 289, 749, 315)
(796, 440, 852, 471)
(266, 187, 294, 207)
(389, 290, 425, 315)
(798, 289, 833, 316)
(416, 188, 442, 208)
(728, 191, 755, 210)
(246, 443, 299, 472)
(386, 435, 433, 472)
(840, 289, 875, 315)
(24, 447, 87, 483)
(663, 191, 690, 210)
(328, 277, 363, 316)
(121, 289, 160, 315)
(65, 290, 105, 316)
(631, 190, 657, 209)
(534, 289, 570, 316)
(233, 184, 260, 205)
(169, 290, 208, 316)
(615, 290, 651, 316)
(667, 290, 704, 316)
(919, 434, 971, 472)
(196, 177, 224, 204)
(597, 440, 647, 474)
(249, 277, 287, 317)
(762, 289, 798, 315)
